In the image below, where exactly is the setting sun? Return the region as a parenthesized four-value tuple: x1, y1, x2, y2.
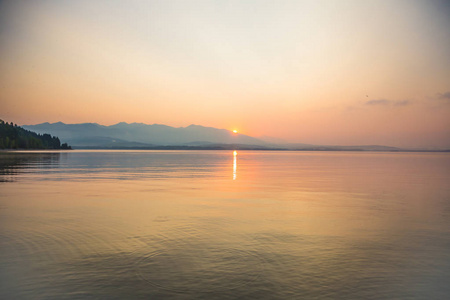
(233, 130, 238, 133)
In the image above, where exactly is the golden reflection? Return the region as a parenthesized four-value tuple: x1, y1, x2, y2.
(233, 151, 237, 180)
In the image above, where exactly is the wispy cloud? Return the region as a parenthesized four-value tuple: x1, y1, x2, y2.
(437, 91, 450, 101)
(427, 91, 450, 107)
(366, 99, 390, 105)
(393, 100, 411, 106)
(365, 99, 411, 106)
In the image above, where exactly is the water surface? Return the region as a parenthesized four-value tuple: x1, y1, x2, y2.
(1, 150, 450, 299)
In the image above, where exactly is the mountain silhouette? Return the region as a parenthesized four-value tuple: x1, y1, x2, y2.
(23, 122, 410, 151)
(23, 122, 271, 149)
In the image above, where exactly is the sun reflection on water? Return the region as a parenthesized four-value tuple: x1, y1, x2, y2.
(233, 151, 237, 180)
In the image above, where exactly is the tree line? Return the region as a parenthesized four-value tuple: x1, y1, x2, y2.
(0, 120, 71, 150)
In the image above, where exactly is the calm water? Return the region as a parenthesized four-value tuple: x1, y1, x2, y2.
(1, 150, 450, 299)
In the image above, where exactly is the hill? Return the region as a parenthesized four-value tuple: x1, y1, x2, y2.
(0, 120, 71, 150)
(23, 122, 272, 149)
(22, 121, 416, 151)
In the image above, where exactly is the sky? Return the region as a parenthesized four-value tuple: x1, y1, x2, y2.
(1, 0, 449, 148)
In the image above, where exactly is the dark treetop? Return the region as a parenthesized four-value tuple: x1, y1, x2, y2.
(0, 120, 71, 150)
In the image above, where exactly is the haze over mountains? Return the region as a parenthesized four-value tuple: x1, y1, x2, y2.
(22, 122, 410, 151)
(24, 122, 272, 149)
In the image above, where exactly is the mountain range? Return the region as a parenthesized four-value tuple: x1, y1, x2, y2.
(23, 122, 406, 151)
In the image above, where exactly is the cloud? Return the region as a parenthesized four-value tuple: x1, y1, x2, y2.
(437, 91, 450, 100)
(393, 100, 411, 106)
(429, 92, 450, 106)
(366, 99, 390, 105)
(365, 99, 411, 106)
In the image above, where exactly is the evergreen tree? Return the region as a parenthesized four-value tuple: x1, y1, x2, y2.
(0, 119, 71, 150)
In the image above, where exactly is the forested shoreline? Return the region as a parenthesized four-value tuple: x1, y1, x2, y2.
(0, 120, 71, 150)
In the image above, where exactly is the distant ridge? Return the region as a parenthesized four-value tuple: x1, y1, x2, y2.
(22, 121, 446, 151)
(23, 122, 271, 149)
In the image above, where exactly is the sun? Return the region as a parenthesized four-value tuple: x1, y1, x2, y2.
(232, 130, 238, 133)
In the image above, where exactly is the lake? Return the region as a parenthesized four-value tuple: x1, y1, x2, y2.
(1, 150, 450, 299)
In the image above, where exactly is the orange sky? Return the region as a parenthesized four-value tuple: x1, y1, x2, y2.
(1, 0, 449, 148)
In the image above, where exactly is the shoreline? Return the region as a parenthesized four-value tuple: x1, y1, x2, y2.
(1, 148, 449, 153)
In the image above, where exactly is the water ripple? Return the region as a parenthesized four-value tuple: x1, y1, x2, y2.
(134, 244, 265, 293)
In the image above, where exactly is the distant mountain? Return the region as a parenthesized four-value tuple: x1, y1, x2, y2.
(23, 122, 271, 149)
(66, 136, 154, 149)
(284, 144, 402, 151)
(22, 121, 422, 151)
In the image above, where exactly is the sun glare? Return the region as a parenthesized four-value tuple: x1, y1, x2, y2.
(233, 130, 238, 133)
(233, 151, 237, 180)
